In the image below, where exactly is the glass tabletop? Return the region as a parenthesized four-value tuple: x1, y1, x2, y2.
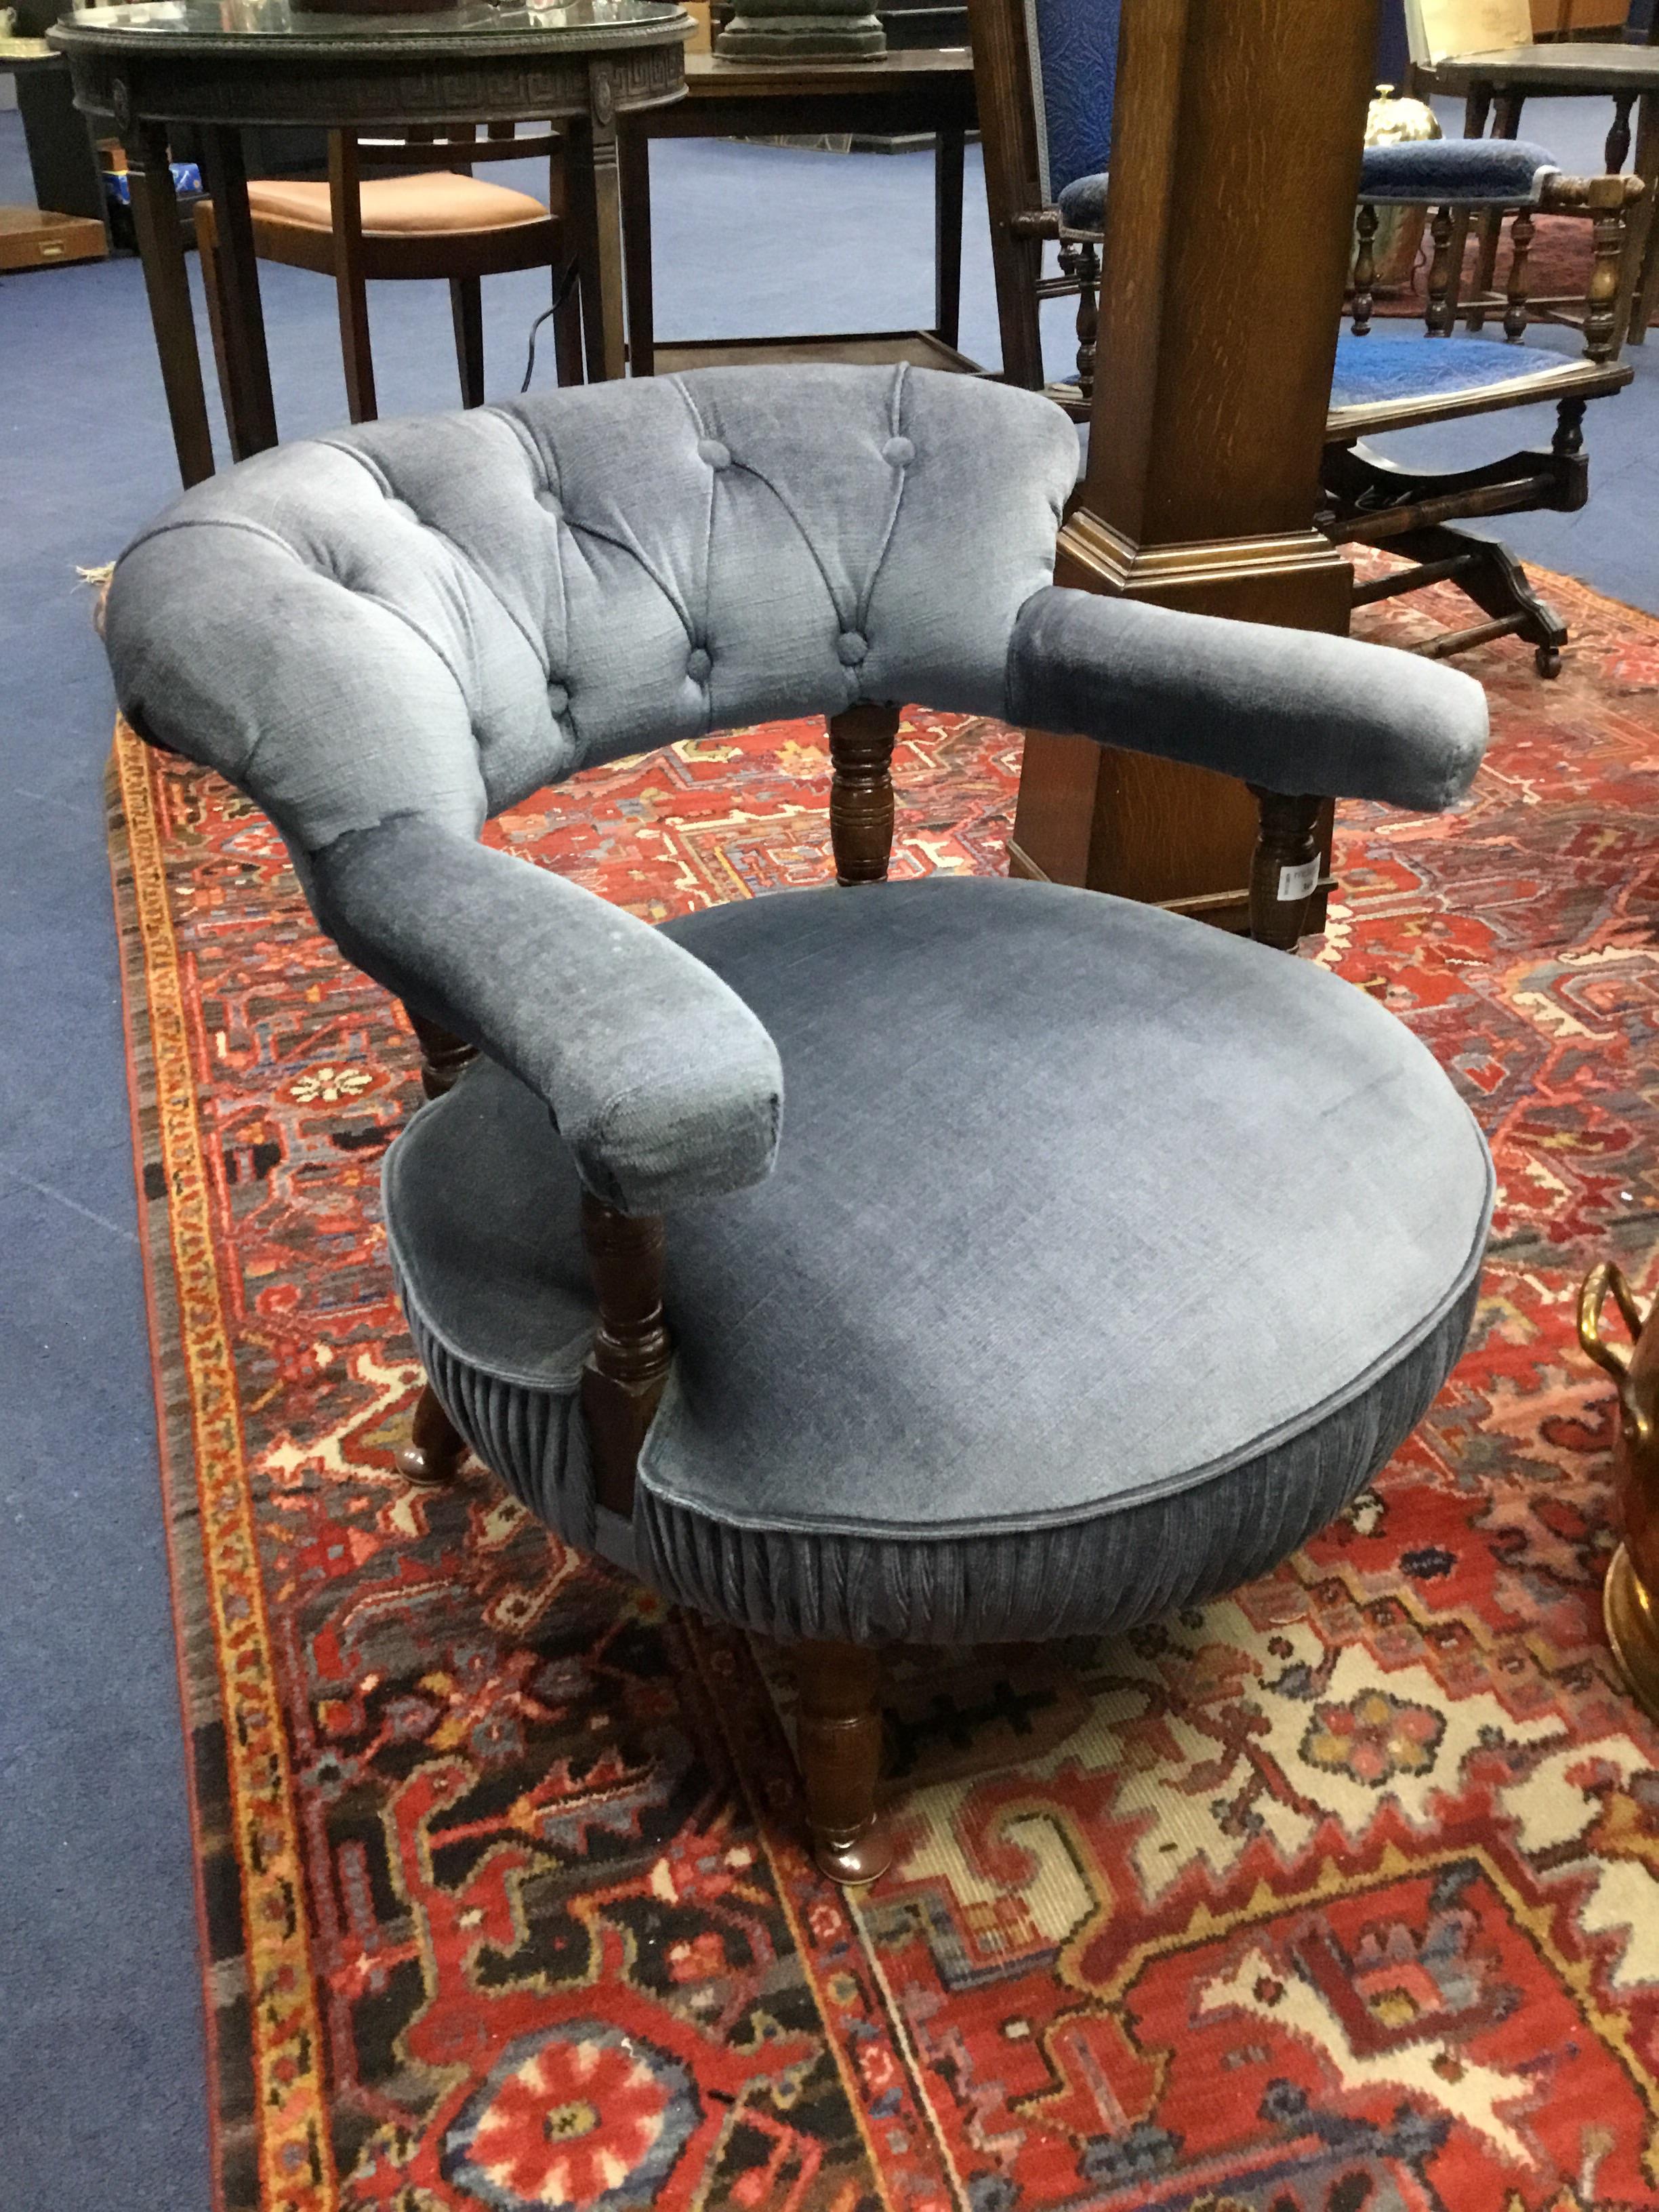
(62, 0, 682, 39)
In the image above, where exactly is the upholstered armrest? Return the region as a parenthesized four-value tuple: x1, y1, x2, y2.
(1357, 138, 1559, 208)
(1005, 587, 1488, 808)
(310, 815, 783, 1215)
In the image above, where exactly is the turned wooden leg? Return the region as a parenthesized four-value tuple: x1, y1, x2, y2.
(1247, 787, 1324, 951)
(828, 703, 899, 885)
(406, 1006, 477, 1100)
(794, 1641, 892, 1886)
(396, 1380, 467, 1488)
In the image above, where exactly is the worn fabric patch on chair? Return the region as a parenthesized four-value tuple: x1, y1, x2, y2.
(111, 573, 1659, 2211)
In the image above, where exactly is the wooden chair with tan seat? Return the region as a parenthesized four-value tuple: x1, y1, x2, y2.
(194, 125, 583, 452)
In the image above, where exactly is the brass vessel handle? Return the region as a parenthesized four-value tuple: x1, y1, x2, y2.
(1580, 1261, 1654, 1443)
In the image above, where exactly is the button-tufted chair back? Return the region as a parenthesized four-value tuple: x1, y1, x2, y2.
(109, 365, 1078, 859)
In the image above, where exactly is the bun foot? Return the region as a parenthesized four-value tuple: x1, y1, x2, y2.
(812, 1812, 894, 1887)
(396, 1381, 466, 1489)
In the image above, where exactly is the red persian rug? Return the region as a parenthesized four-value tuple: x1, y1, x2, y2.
(110, 557, 1659, 2212)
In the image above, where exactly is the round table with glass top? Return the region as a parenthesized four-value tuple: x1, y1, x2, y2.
(49, 0, 692, 485)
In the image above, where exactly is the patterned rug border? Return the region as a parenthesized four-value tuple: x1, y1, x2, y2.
(110, 737, 338, 2212)
(107, 556, 1659, 2212)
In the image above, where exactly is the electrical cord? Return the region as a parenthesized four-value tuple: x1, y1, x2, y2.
(522, 259, 583, 392)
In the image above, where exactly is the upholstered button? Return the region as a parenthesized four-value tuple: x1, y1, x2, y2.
(882, 436, 915, 468)
(686, 647, 712, 684)
(836, 631, 869, 667)
(536, 489, 562, 519)
(547, 683, 570, 716)
(697, 438, 732, 471)
(387, 497, 420, 525)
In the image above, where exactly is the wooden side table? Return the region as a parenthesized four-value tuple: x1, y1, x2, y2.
(49, 0, 693, 487)
(619, 46, 979, 375)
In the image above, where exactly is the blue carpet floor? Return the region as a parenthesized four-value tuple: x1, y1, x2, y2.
(1, 94, 1656, 2210)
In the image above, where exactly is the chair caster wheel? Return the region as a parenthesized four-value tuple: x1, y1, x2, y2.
(1536, 643, 1561, 678)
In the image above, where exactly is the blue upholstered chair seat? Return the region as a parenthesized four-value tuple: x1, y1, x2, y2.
(1329, 333, 1580, 411)
(386, 874, 1491, 1647)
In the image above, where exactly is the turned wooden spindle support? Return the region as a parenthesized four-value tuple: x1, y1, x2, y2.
(828, 702, 900, 885)
(396, 1381, 468, 1488)
(1539, 171, 1643, 366)
(1057, 232, 1100, 399)
(1579, 1261, 1659, 1723)
(1247, 787, 1324, 951)
(579, 1192, 672, 1517)
(794, 1639, 892, 1885)
(1503, 206, 1534, 343)
(407, 1007, 478, 1101)
(1351, 201, 1378, 337)
(1425, 205, 1456, 337)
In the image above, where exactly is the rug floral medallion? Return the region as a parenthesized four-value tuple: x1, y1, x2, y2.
(108, 559, 1659, 2212)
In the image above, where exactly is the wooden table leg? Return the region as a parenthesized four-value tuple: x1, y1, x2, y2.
(329, 129, 377, 422)
(619, 119, 655, 376)
(123, 119, 214, 487)
(933, 122, 964, 351)
(1468, 88, 1521, 334)
(567, 70, 628, 382)
(197, 123, 278, 454)
(1625, 89, 1659, 346)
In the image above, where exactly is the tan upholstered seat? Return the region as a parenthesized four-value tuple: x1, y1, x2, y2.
(192, 132, 579, 429)
(247, 171, 550, 237)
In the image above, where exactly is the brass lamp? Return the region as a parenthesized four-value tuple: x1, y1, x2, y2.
(1353, 83, 1441, 290)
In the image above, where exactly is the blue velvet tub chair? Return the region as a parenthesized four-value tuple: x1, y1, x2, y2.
(104, 365, 1495, 1883)
(966, 0, 1643, 675)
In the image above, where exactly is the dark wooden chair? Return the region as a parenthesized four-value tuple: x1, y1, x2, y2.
(967, 0, 1642, 675)
(965, 0, 1114, 403)
(1406, 0, 1659, 348)
(194, 125, 582, 444)
(1332, 142, 1640, 674)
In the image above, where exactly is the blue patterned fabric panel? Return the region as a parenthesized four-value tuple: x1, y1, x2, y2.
(1027, 0, 1120, 203)
(1330, 335, 1570, 408)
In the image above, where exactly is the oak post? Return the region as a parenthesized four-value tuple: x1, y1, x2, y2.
(828, 703, 899, 884)
(579, 1193, 672, 1517)
(794, 1640, 892, 1885)
(1008, 0, 1373, 933)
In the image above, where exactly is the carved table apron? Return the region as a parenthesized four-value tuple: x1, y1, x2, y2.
(50, 0, 691, 485)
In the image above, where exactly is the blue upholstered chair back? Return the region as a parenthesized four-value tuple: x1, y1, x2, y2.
(1026, 0, 1120, 205)
(106, 366, 1076, 861)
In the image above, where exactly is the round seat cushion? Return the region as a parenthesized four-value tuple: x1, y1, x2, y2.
(385, 876, 1491, 1645)
(247, 172, 549, 237)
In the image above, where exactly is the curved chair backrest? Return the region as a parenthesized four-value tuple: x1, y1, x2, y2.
(107, 366, 1078, 861)
(1023, 0, 1120, 206)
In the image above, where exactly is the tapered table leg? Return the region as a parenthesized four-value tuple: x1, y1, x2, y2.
(567, 66, 629, 383)
(197, 124, 278, 455)
(619, 119, 655, 375)
(123, 119, 214, 487)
